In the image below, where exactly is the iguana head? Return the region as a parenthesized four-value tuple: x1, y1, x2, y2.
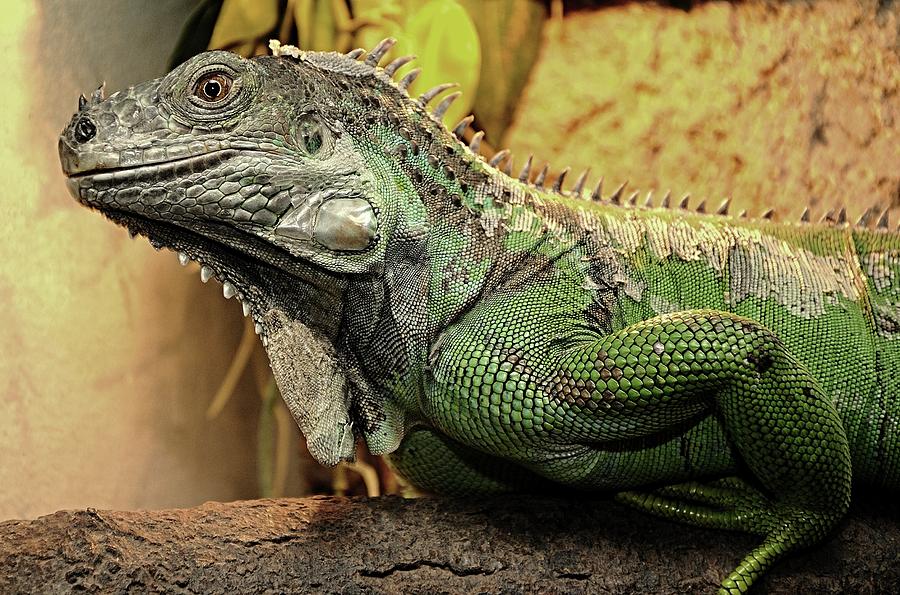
(58, 39, 470, 466)
(59, 47, 389, 272)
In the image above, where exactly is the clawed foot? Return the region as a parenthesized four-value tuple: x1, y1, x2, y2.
(617, 476, 775, 536)
(617, 477, 836, 593)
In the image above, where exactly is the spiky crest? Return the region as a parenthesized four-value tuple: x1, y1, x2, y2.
(270, 38, 891, 231)
(488, 149, 510, 168)
(518, 155, 533, 182)
(468, 131, 484, 153)
(572, 169, 589, 196)
(453, 115, 473, 138)
(660, 191, 671, 208)
(418, 83, 458, 107)
(552, 167, 570, 193)
(364, 38, 396, 66)
(591, 178, 604, 201)
(857, 206, 878, 227)
(608, 182, 626, 205)
(534, 164, 549, 188)
(626, 191, 639, 207)
(383, 54, 415, 77)
(432, 92, 461, 119)
(837, 208, 848, 225)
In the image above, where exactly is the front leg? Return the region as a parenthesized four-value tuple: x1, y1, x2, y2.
(427, 308, 852, 594)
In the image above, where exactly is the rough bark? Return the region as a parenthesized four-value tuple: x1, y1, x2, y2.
(1, 495, 897, 594)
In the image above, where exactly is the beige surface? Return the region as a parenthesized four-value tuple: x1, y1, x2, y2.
(506, 1, 900, 220)
(0, 1, 265, 520)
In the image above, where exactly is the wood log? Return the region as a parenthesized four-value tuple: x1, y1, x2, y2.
(1, 495, 897, 593)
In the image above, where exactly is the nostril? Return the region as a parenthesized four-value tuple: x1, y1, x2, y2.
(74, 116, 96, 143)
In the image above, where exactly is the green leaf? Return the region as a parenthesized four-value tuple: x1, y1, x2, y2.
(169, 0, 225, 68)
(257, 378, 279, 498)
(309, 0, 338, 51)
(352, 1, 481, 127)
(292, 0, 355, 52)
(208, 0, 279, 50)
(402, 0, 480, 127)
(457, 0, 547, 143)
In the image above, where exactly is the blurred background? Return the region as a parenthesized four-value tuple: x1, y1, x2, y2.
(1, 0, 897, 520)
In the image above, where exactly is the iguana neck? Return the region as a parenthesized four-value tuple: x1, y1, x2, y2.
(339, 135, 589, 447)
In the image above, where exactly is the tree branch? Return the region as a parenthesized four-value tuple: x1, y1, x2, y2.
(1, 495, 897, 593)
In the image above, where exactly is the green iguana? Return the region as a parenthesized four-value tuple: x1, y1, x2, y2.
(58, 39, 898, 593)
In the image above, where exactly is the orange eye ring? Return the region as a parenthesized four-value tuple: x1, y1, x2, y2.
(193, 73, 233, 103)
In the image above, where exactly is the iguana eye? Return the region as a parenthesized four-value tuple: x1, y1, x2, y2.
(193, 72, 232, 103)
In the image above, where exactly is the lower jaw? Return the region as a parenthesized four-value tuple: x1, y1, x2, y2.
(98, 208, 345, 341)
(104, 209, 274, 337)
(96, 212, 361, 468)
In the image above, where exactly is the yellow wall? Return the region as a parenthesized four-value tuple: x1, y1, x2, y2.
(507, 2, 900, 219)
(0, 1, 263, 520)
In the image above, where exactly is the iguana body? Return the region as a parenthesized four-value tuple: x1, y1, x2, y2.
(58, 40, 899, 593)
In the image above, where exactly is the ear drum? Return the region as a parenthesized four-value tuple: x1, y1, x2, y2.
(313, 198, 377, 251)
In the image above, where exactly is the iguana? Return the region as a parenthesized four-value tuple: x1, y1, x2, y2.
(58, 38, 899, 593)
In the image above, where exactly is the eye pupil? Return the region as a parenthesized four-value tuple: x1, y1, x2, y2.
(203, 80, 221, 98)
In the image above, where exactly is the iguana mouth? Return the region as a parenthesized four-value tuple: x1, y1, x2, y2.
(106, 209, 274, 340)
(64, 149, 241, 182)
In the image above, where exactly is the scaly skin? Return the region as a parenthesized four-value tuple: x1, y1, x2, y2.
(59, 40, 898, 592)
